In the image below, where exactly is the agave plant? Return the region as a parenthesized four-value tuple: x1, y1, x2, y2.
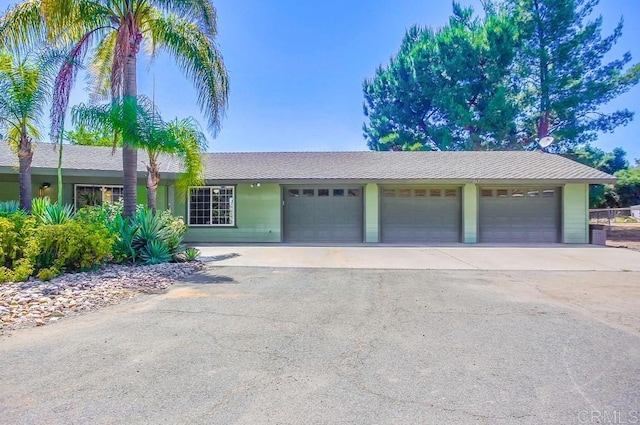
(0, 200, 22, 216)
(139, 239, 172, 265)
(31, 197, 75, 224)
(30, 197, 51, 218)
(108, 213, 139, 264)
(183, 248, 201, 262)
(40, 203, 75, 224)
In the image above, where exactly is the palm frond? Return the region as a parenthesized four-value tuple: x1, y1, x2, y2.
(88, 31, 117, 102)
(41, 0, 113, 46)
(147, 13, 228, 134)
(167, 116, 206, 194)
(50, 33, 95, 141)
(0, 1, 46, 53)
(0, 51, 51, 145)
(149, 0, 218, 36)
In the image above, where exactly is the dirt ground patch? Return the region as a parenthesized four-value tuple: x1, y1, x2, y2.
(605, 223, 640, 251)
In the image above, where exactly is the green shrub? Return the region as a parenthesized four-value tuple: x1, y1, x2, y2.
(0, 259, 34, 283)
(0, 213, 36, 279)
(36, 267, 59, 281)
(27, 221, 114, 274)
(74, 205, 109, 226)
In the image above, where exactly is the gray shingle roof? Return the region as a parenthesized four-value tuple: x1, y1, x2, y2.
(0, 142, 181, 174)
(201, 150, 615, 183)
(0, 142, 615, 183)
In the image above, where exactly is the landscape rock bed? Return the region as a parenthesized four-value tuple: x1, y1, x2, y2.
(0, 262, 205, 332)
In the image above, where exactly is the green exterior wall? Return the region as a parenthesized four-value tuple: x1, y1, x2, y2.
(0, 176, 168, 210)
(462, 183, 478, 243)
(181, 183, 282, 243)
(0, 181, 20, 202)
(364, 183, 379, 242)
(563, 183, 589, 244)
(0, 170, 595, 245)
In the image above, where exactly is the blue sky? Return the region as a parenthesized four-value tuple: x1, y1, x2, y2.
(6, 0, 639, 160)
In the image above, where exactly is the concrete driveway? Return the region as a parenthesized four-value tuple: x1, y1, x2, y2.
(197, 245, 640, 271)
(1, 264, 639, 424)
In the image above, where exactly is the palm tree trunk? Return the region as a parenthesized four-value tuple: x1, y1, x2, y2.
(122, 50, 138, 218)
(146, 151, 160, 214)
(18, 134, 33, 212)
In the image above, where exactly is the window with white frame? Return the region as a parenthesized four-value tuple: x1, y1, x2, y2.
(188, 186, 235, 226)
(74, 185, 124, 209)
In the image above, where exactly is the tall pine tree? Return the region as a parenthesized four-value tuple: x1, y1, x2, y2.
(363, 3, 519, 151)
(509, 0, 640, 151)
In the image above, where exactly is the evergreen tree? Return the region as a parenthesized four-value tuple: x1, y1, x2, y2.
(508, 0, 640, 151)
(363, 3, 519, 151)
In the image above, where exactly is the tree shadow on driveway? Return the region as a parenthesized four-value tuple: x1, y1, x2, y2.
(179, 271, 235, 285)
(200, 252, 241, 263)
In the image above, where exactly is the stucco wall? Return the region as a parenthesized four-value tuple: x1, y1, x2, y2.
(462, 183, 478, 243)
(563, 183, 589, 244)
(0, 175, 168, 210)
(364, 183, 379, 243)
(180, 183, 282, 243)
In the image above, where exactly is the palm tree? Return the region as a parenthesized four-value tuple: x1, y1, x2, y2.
(1, 0, 228, 217)
(144, 117, 206, 213)
(0, 50, 51, 212)
(72, 96, 206, 213)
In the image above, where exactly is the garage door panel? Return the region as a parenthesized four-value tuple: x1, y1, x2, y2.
(381, 187, 461, 243)
(284, 186, 363, 243)
(479, 187, 560, 243)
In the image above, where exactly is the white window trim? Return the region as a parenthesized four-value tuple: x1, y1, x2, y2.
(74, 184, 124, 209)
(188, 185, 236, 227)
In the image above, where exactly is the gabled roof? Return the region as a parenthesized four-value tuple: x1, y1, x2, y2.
(0, 142, 615, 184)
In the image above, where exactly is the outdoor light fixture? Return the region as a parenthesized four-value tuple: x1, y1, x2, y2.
(38, 182, 51, 198)
(250, 182, 261, 188)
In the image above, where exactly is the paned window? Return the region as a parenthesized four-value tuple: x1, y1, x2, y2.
(189, 186, 235, 226)
(74, 185, 124, 209)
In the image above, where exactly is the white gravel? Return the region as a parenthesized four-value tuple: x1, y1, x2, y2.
(0, 262, 205, 332)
